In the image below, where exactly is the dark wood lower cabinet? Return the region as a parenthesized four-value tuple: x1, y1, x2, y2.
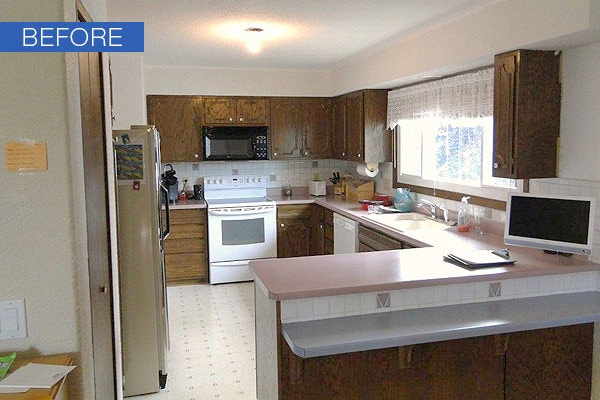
(505, 323, 593, 400)
(278, 323, 593, 400)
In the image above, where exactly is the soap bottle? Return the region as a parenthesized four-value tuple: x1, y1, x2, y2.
(457, 196, 470, 232)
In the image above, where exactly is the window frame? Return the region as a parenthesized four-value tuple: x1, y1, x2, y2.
(393, 126, 522, 204)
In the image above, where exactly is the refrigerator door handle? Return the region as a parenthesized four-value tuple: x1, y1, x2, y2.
(160, 183, 171, 239)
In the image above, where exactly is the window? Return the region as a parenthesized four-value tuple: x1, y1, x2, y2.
(388, 68, 515, 200)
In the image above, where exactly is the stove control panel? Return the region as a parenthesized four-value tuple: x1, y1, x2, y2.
(203, 175, 266, 190)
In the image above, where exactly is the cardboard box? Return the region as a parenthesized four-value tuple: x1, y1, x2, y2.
(345, 180, 374, 202)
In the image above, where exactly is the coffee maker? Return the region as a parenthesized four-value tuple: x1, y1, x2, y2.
(161, 164, 179, 203)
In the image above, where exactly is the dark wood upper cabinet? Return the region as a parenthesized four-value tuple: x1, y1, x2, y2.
(333, 96, 347, 158)
(146, 95, 203, 162)
(237, 97, 269, 124)
(493, 49, 561, 179)
(270, 97, 302, 159)
(301, 98, 333, 159)
(270, 97, 333, 160)
(333, 89, 389, 163)
(204, 96, 269, 125)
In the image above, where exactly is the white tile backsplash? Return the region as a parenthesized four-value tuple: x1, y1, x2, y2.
(166, 159, 357, 190)
(280, 271, 599, 323)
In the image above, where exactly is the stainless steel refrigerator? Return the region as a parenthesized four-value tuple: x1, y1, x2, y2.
(113, 125, 169, 397)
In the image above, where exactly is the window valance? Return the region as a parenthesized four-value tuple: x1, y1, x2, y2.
(387, 68, 494, 129)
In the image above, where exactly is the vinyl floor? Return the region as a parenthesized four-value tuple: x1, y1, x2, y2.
(133, 282, 257, 399)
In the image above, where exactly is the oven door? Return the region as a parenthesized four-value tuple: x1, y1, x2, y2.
(207, 204, 277, 262)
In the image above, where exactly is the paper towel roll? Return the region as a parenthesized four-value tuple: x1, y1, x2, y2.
(356, 163, 379, 177)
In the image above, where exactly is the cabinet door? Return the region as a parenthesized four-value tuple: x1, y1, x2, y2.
(301, 98, 333, 159)
(204, 97, 237, 124)
(323, 208, 334, 255)
(277, 205, 312, 258)
(333, 97, 347, 159)
(147, 95, 203, 162)
(428, 335, 504, 400)
(493, 52, 516, 178)
(345, 92, 364, 162)
(270, 98, 301, 159)
(310, 205, 325, 256)
(237, 97, 268, 124)
(505, 324, 593, 400)
(493, 50, 561, 179)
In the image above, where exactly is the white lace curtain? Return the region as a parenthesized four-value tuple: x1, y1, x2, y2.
(387, 67, 494, 129)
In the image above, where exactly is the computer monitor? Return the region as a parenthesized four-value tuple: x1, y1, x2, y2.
(504, 192, 595, 256)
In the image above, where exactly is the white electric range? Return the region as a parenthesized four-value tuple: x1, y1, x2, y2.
(204, 176, 277, 284)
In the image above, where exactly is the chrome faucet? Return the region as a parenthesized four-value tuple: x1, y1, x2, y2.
(417, 198, 436, 219)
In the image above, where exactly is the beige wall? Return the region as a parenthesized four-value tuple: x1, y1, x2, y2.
(0, 1, 109, 399)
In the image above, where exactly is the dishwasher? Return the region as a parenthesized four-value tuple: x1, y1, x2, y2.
(333, 213, 359, 254)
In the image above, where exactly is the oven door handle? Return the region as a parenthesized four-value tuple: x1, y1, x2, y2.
(208, 207, 274, 217)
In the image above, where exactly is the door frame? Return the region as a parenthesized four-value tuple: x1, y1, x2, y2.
(72, 0, 121, 398)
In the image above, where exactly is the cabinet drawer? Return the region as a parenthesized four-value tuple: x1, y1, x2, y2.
(168, 208, 206, 225)
(358, 225, 403, 251)
(277, 204, 312, 219)
(168, 224, 205, 240)
(164, 238, 205, 254)
(165, 252, 207, 281)
(358, 242, 377, 252)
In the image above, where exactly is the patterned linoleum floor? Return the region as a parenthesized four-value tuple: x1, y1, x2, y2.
(133, 282, 257, 400)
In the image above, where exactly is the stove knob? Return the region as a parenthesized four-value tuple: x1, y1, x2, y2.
(251, 178, 256, 183)
(257, 177, 262, 182)
(218, 179, 223, 184)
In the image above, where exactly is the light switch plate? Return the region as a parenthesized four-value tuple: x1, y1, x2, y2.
(0, 300, 27, 340)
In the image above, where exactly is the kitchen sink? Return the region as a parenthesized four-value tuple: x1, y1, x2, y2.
(362, 212, 450, 232)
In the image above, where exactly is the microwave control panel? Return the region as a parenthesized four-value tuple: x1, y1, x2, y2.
(253, 135, 269, 160)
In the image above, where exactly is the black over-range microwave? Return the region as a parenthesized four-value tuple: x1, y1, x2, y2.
(202, 126, 269, 161)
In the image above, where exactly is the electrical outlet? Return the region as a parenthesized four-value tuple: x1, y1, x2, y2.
(192, 163, 200, 171)
(312, 161, 318, 168)
(270, 174, 276, 181)
(232, 169, 239, 175)
(313, 173, 319, 180)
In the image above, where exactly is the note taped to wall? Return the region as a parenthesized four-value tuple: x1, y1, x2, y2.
(5, 141, 48, 172)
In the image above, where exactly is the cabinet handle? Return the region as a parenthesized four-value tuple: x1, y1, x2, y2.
(228, 117, 234, 122)
(357, 153, 362, 158)
(319, 224, 324, 229)
(100, 285, 109, 294)
(304, 150, 309, 156)
(494, 155, 505, 169)
(273, 152, 278, 157)
(194, 154, 199, 158)
(239, 116, 244, 122)
(342, 151, 346, 156)
(280, 223, 285, 228)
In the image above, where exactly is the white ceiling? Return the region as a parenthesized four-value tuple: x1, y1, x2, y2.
(107, 0, 499, 70)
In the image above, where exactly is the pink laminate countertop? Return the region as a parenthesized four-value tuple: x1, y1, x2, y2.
(254, 194, 600, 301)
(251, 246, 599, 301)
(167, 199, 207, 209)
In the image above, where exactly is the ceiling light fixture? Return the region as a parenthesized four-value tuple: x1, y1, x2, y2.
(244, 27, 264, 54)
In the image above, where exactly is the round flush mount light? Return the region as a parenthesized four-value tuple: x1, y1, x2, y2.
(244, 27, 264, 54)
(211, 21, 291, 55)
